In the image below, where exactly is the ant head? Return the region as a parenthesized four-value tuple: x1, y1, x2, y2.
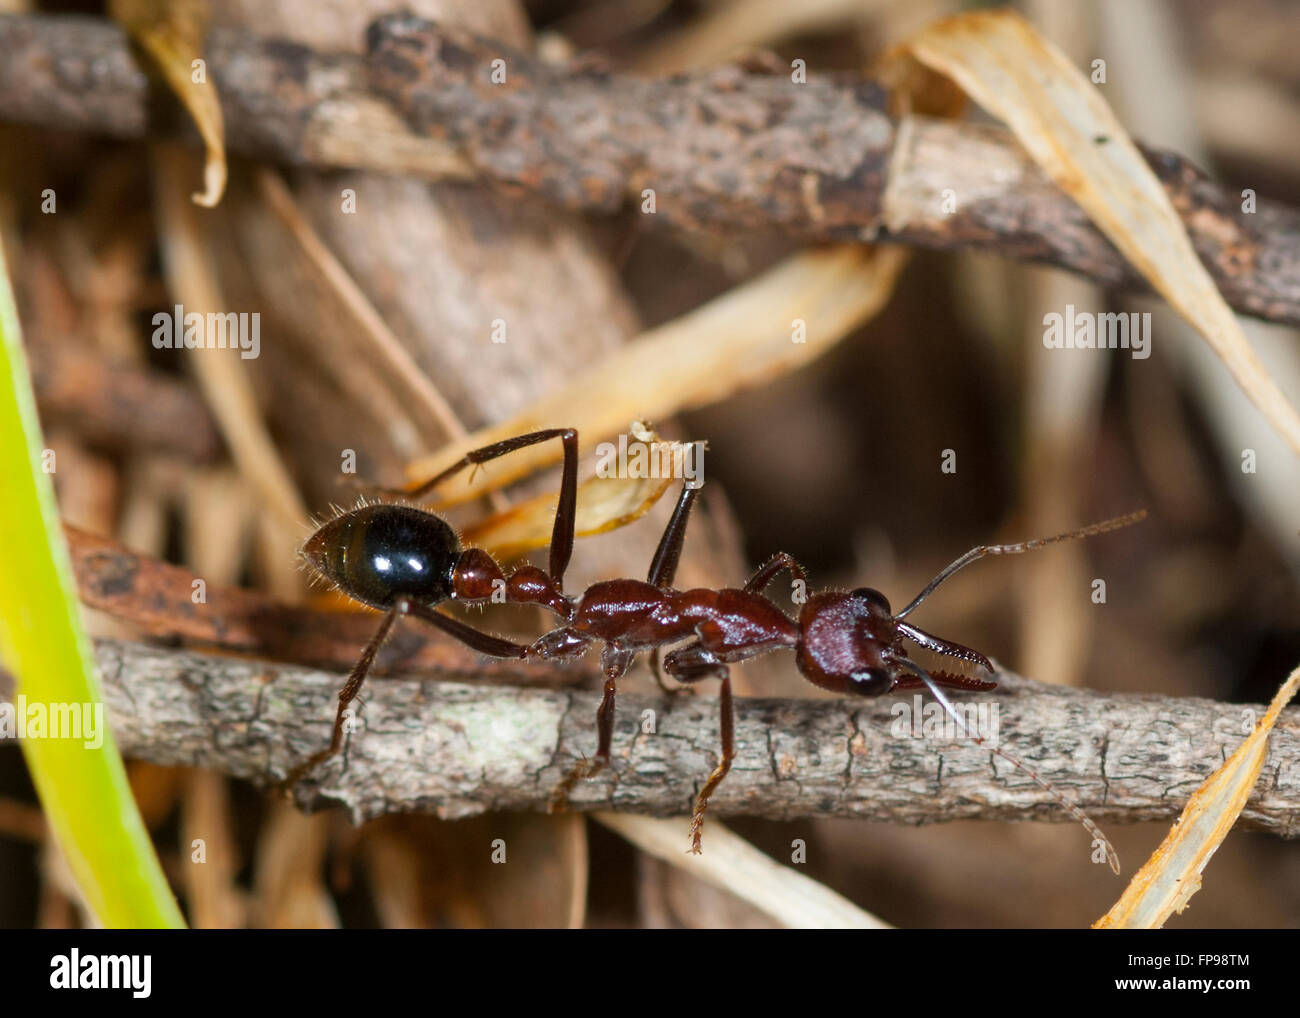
(795, 588, 902, 697)
(850, 587, 891, 615)
(302, 504, 461, 610)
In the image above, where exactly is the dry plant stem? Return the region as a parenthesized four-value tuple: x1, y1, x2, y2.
(594, 813, 889, 929)
(403, 246, 902, 499)
(153, 145, 307, 534)
(74, 638, 1300, 836)
(2, 15, 1298, 327)
(251, 168, 466, 449)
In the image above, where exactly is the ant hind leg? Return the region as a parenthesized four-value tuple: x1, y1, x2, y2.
(549, 645, 632, 813)
(281, 602, 403, 791)
(647, 646, 698, 696)
(284, 599, 533, 792)
(647, 483, 700, 589)
(662, 644, 733, 854)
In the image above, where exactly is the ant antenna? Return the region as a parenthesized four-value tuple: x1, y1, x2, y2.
(895, 510, 1147, 621)
(902, 660, 1122, 875)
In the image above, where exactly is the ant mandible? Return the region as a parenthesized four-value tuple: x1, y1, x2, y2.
(291, 427, 1144, 869)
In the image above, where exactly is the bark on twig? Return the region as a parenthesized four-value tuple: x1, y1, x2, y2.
(52, 637, 1300, 836)
(2, 14, 1298, 326)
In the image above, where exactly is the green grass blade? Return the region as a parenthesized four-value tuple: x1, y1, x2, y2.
(0, 240, 185, 928)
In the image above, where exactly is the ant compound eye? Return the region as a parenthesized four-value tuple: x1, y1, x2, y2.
(852, 587, 891, 614)
(848, 667, 893, 696)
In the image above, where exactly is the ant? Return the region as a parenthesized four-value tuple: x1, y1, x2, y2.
(292, 428, 1144, 869)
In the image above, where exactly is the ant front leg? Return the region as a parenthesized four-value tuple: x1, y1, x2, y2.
(743, 552, 807, 597)
(549, 644, 630, 814)
(647, 483, 700, 589)
(645, 483, 701, 694)
(661, 644, 733, 854)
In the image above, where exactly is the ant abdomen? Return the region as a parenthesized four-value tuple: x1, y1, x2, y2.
(302, 504, 461, 609)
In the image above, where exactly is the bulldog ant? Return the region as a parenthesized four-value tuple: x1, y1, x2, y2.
(292, 428, 1143, 870)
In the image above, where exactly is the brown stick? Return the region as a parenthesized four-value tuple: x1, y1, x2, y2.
(28, 344, 223, 462)
(49, 637, 1300, 835)
(2, 14, 1297, 326)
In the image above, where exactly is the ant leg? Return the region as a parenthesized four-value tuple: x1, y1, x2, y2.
(550, 647, 630, 812)
(902, 659, 1121, 875)
(382, 429, 581, 587)
(647, 643, 704, 696)
(285, 598, 532, 790)
(896, 510, 1147, 619)
(692, 673, 734, 853)
(647, 483, 700, 588)
(662, 645, 733, 853)
(282, 601, 403, 789)
(648, 648, 667, 692)
(645, 485, 706, 694)
(647, 647, 693, 696)
(403, 601, 531, 658)
(743, 552, 807, 597)
(645, 484, 807, 602)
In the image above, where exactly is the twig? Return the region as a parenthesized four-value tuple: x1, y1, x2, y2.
(27, 343, 223, 462)
(1, 14, 1297, 326)
(53, 637, 1300, 836)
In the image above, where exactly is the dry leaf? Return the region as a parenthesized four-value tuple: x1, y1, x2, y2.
(152, 148, 304, 532)
(462, 462, 685, 559)
(1094, 663, 1300, 928)
(111, 0, 227, 206)
(896, 9, 1300, 458)
(404, 246, 908, 502)
(253, 169, 465, 453)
